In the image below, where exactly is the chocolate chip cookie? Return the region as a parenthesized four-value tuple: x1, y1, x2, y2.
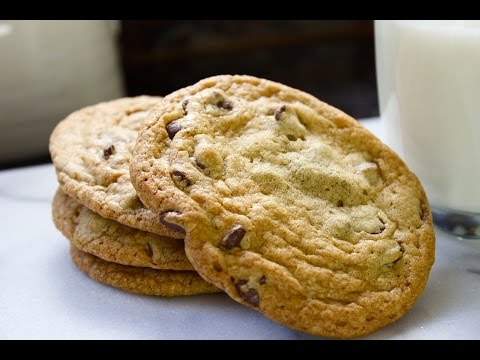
(49, 96, 183, 238)
(52, 188, 193, 270)
(130, 75, 435, 338)
(70, 245, 220, 296)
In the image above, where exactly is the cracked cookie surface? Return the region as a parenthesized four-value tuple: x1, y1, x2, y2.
(49, 96, 183, 238)
(130, 75, 435, 338)
(70, 245, 220, 296)
(52, 188, 193, 270)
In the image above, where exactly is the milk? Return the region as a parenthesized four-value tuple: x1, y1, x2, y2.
(375, 20, 480, 214)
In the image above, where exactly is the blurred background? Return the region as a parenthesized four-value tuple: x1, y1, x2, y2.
(0, 20, 377, 169)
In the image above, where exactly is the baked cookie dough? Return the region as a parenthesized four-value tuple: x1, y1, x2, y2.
(70, 245, 220, 297)
(52, 188, 193, 270)
(49, 96, 183, 238)
(130, 75, 435, 338)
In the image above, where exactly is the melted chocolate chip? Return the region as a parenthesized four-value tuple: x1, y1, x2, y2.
(259, 275, 266, 285)
(166, 121, 182, 140)
(103, 144, 115, 160)
(235, 279, 260, 307)
(217, 100, 233, 111)
(274, 105, 286, 121)
(182, 99, 189, 113)
(171, 170, 192, 187)
(159, 211, 186, 234)
(336, 200, 344, 207)
(220, 225, 246, 250)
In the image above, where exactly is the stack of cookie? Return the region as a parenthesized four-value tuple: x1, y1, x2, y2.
(51, 76, 435, 338)
(50, 97, 219, 296)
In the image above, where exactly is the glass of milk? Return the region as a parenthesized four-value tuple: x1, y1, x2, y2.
(0, 20, 124, 164)
(375, 20, 480, 239)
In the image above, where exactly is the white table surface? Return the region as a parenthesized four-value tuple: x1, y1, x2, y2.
(1, 118, 480, 340)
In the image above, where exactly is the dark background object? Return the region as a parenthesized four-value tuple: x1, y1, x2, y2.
(120, 20, 378, 119)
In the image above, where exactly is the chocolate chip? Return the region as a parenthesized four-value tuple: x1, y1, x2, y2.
(171, 170, 192, 187)
(420, 202, 428, 221)
(166, 121, 182, 140)
(159, 211, 186, 234)
(217, 100, 233, 111)
(144, 242, 154, 257)
(259, 275, 266, 285)
(195, 159, 206, 169)
(336, 200, 344, 207)
(182, 99, 189, 113)
(274, 105, 286, 121)
(103, 144, 115, 160)
(235, 279, 259, 307)
(220, 225, 246, 250)
(213, 261, 223, 272)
